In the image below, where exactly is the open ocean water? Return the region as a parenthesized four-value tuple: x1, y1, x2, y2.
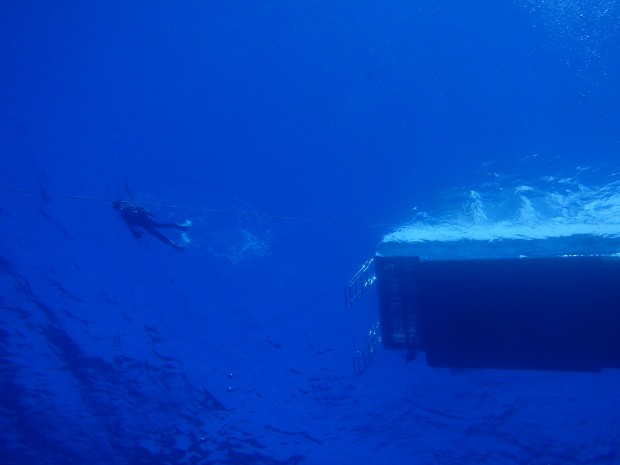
(1, 1, 620, 464)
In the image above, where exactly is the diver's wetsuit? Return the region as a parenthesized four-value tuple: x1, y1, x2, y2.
(113, 201, 189, 251)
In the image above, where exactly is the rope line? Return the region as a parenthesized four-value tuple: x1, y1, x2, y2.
(0, 186, 386, 229)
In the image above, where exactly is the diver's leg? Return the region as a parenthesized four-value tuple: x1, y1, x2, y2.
(151, 221, 190, 231)
(143, 225, 185, 250)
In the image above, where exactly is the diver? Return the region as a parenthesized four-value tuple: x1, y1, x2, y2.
(113, 200, 190, 251)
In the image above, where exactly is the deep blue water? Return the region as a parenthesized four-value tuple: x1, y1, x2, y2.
(1, 1, 620, 464)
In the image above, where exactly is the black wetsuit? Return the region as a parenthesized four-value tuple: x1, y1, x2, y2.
(113, 201, 188, 250)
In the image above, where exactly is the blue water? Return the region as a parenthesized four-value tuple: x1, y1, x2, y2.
(1, 1, 620, 464)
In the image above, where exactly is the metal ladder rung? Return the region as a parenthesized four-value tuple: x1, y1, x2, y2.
(344, 258, 377, 306)
(353, 321, 382, 376)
